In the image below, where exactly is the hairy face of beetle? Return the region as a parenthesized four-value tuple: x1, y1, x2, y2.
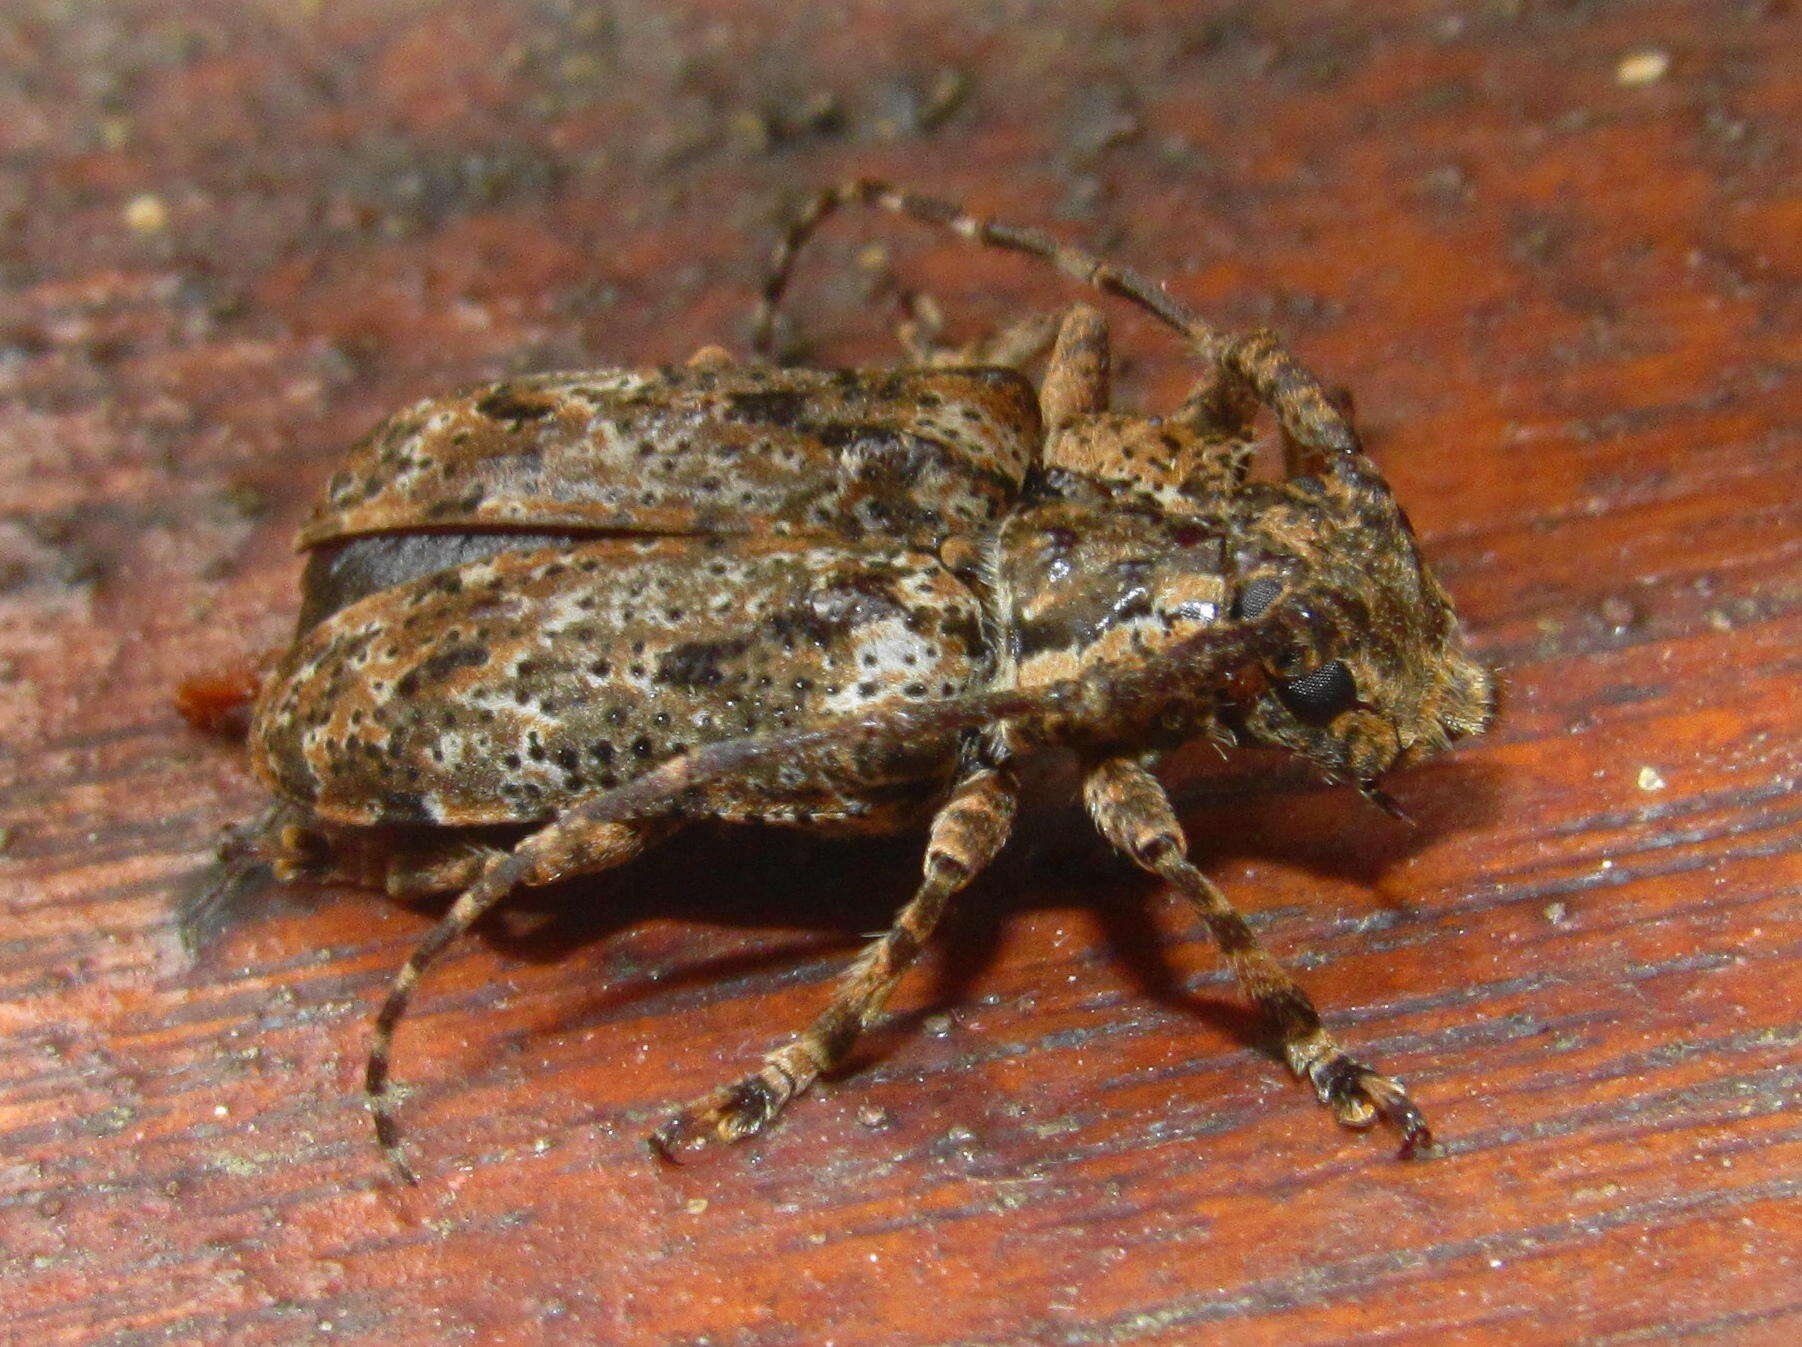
(1225, 466, 1493, 786)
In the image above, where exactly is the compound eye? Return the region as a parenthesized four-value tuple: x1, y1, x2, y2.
(1280, 659, 1357, 722)
(1234, 576, 1285, 620)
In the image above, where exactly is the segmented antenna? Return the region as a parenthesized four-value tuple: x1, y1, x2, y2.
(749, 179, 1364, 462)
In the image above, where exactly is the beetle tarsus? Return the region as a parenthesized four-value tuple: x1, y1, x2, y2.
(649, 1073, 789, 1160)
(1307, 1052, 1437, 1160)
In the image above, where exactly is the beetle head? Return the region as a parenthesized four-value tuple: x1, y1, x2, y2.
(1220, 454, 1493, 788)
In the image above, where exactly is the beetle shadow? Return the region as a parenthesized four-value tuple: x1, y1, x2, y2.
(461, 824, 925, 1022)
(908, 753, 1506, 1056)
(474, 749, 1503, 1067)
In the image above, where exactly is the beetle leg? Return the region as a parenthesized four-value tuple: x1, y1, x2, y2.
(380, 842, 507, 897)
(905, 304, 1066, 371)
(649, 766, 1016, 1159)
(364, 818, 661, 1183)
(1171, 360, 1260, 442)
(891, 288, 949, 362)
(890, 287, 1064, 371)
(685, 344, 734, 369)
(1039, 303, 1110, 429)
(1082, 756, 1435, 1160)
(962, 310, 1066, 368)
(258, 822, 505, 899)
(174, 803, 300, 954)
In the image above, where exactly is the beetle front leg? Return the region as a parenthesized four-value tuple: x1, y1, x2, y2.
(1215, 328, 1364, 467)
(1082, 757, 1434, 1159)
(650, 766, 1016, 1159)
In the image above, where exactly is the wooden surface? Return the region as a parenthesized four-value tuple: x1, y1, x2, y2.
(1, 2, 1798, 1343)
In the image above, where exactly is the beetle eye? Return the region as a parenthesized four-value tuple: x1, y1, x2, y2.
(1280, 659, 1357, 721)
(1235, 576, 1285, 620)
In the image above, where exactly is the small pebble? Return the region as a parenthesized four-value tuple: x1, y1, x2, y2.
(123, 193, 169, 234)
(684, 1197, 709, 1215)
(1599, 595, 1639, 632)
(1616, 49, 1670, 87)
(1637, 766, 1667, 792)
(1543, 902, 1569, 926)
(857, 1104, 892, 1130)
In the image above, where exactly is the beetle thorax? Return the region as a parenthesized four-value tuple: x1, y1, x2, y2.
(992, 466, 1236, 749)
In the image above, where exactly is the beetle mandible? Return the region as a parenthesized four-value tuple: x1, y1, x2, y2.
(207, 180, 1493, 1181)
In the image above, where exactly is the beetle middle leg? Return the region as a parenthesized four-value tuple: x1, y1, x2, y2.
(650, 765, 1017, 1158)
(1083, 756, 1434, 1158)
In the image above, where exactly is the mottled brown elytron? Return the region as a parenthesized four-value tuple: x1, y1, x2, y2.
(222, 180, 1493, 1181)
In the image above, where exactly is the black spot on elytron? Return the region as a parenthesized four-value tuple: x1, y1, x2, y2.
(476, 386, 557, 426)
(378, 791, 432, 823)
(394, 642, 488, 697)
(1017, 611, 1084, 659)
(723, 388, 807, 425)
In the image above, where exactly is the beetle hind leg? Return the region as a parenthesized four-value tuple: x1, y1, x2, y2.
(651, 766, 1016, 1159)
(363, 816, 662, 1182)
(1083, 757, 1434, 1160)
(251, 819, 512, 900)
(895, 295, 1065, 372)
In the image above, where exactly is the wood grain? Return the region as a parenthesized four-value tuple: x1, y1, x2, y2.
(1, 2, 1797, 1343)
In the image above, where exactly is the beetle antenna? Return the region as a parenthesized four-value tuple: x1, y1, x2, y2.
(752, 179, 1365, 467)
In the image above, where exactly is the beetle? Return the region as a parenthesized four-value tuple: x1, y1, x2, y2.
(200, 180, 1493, 1181)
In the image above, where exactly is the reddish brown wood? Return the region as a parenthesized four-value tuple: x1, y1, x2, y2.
(1, 2, 1797, 1343)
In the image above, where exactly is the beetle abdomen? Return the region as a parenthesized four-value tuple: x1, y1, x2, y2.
(251, 536, 987, 827)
